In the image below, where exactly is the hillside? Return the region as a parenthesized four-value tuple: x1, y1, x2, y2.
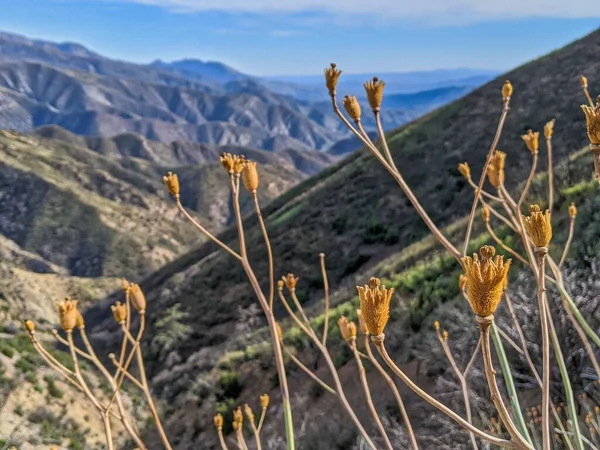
(80, 26, 600, 449)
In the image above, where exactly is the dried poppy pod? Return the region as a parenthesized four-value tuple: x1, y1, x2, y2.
(457, 162, 470, 178)
(356, 277, 394, 337)
(111, 301, 127, 324)
(282, 273, 299, 290)
(364, 77, 385, 111)
(24, 320, 35, 334)
(522, 129, 540, 154)
(523, 204, 552, 248)
(129, 283, 147, 313)
(342, 95, 361, 122)
(214, 413, 223, 429)
(244, 404, 255, 422)
(482, 206, 490, 222)
(56, 298, 79, 332)
(220, 153, 246, 174)
(461, 246, 511, 318)
(162, 171, 179, 197)
(242, 161, 259, 193)
(324, 63, 342, 94)
(233, 407, 243, 425)
(357, 309, 368, 334)
(121, 277, 130, 292)
(338, 316, 352, 341)
(486, 150, 506, 188)
(260, 393, 270, 409)
(581, 100, 600, 145)
(544, 119, 555, 139)
(75, 311, 85, 329)
(502, 80, 513, 100)
(569, 202, 577, 218)
(433, 320, 440, 331)
(442, 330, 449, 341)
(277, 280, 284, 290)
(581, 75, 589, 88)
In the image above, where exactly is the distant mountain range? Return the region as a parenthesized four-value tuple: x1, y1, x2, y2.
(0, 31, 496, 154)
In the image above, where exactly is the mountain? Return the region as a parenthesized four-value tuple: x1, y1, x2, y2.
(78, 26, 600, 449)
(0, 31, 489, 154)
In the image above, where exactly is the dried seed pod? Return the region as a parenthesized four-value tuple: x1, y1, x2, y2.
(24, 320, 35, 334)
(347, 321, 357, 339)
(233, 407, 243, 425)
(121, 278, 130, 292)
(442, 330, 449, 340)
(544, 119, 555, 139)
(220, 153, 246, 174)
(282, 273, 299, 290)
(338, 316, 352, 341)
(581, 100, 600, 145)
(75, 310, 85, 329)
(502, 80, 513, 100)
(277, 280, 284, 290)
(521, 129, 540, 154)
(214, 413, 223, 429)
(56, 298, 79, 332)
(457, 162, 470, 178)
(581, 75, 589, 88)
(482, 206, 490, 222)
(364, 77, 385, 111)
(129, 283, 147, 313)
(569, 202, 577, 218)
(342, 95, 361, 122)
(324, 63, 342, 94)
(111, 301, 127, 324)
(522, 204, 552, 248)
(244, 404, 255, 422)
(356, 277, 394, 336)
(242, 161, 259, 193)
(486, 150, 506, 188)
(433, 320, 440, 331)
(163, 171, 179, 197)
(461, 246, 511, 317)
(260, 393, 270, 409)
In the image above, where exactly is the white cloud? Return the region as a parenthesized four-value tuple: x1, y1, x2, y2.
(116, 0, 600, 22)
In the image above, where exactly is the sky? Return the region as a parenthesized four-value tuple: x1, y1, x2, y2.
(0, 0, 599, 76)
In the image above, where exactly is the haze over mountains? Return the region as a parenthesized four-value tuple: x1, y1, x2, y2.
(0, 31, 495, 154)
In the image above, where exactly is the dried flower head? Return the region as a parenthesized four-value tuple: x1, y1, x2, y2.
(356, 277, 395, 336)
(244, 404, 255, 422)
(324, 63, 342, 94)
(342, 95, 361, 122)
(277, 280, 284, 290)
(442, 330, 449, 340)
(242, 161, 259, 193)
(502, 80, 513, 100)
(544, 119, 555, 139)
(111, 301, 127, 324)
(364, 77, 386, 111)
(56, 298, 79, 332)
(220, 153, 246, 174)
(461, 246, 512, 317)
(457, 162, 471, 178)
(486, 150, 506, 188)
(232, 421, 240, 432)
(581, 75, 589, 88)
(233, 407, 243, 425)
(121, 278, 130, 292)
(459, 274, 468, 291)
(522, 129, 540, 154)
(482, 206, 490, 222)
(338, 316, 352, 341)
(523, 204, 552, 248)
(569, 202, 577, 218)
(581, 100, 600, 145)
(24, 320, 35, 334)
(433, 320, 440, 331)
(214, 413, 223, 429)
(129, 283, 147, 313)
(357, 309, 368, 334)
(260, 393, 270, 409)
(282, 273, 299, 290)
(75, 310, 85, 329)
(163, 172, 179, 197)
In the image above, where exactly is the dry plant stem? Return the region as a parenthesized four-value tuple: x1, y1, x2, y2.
(252, 192, 274, 310)
(480, 198, 519, 233)
(52, 331, 94, 360)
(534, 247, 551, 450)
(559, 215, 576, 267)
(374, 111, 399, 171)
(464, 337, 482, 376)
(436, 330, 478, 450)
(116, 291, 131, 381)
(517, 152, 538, 208)
(228, 176, 295, 449)
(67, 331, 114, 450)
(584, 87, 595, 108)
(468, 177, 503, 202)
(485, 222, 529, 265)
(546, 138, 555, 212)
(236, 429, 248, 450)
(257, 408, 267, 435)
(476, 318, 534, 450)
(496, 326, 524, 355)
(175, 198, 242, 261)
(364, 336, 418, 450)
(290, 289, 313, 330)
(249, 419, 262, 450)
(217, 429, 229, 450)
(80, 328, 146, 449)
(109, 358, 145, 390)
(281, 343, 336, 395)
(329, 94, 461, 261)
(374, 337, 519, 448)
(592, 146, 600, 184)
(320, 253, 330, 346)
(277, 290, 378, 449)
(463, 99, 510, 255)
(350, 337, 394, 450)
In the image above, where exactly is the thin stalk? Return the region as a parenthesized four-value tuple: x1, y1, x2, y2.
(320, 253, 331, 346)
(374, 111, 399, 171)
(481, 197, 519, 233)
(236, 428, 249, 450)
(467, 177, 504, 202)
(217, 428, 229, 450)
(517, 152, 538, 209)
(281, 342, 336, 395)
(109, 356, 145, 390)
(249, 415, 262, 450)
(252, 192, 274, 310)
(464, 338, 482, 377)
(364, 336, 418, 449)
(257, 408, 267, 435)
(350, 337, 394, 450)
(583, 86, 595, 108)
(547, 137, 555, 212)
(592, 145, 600, 184)
(485, 221, 529, 266)
(496, 326, 525, 356)
(115, 290, 131, 381)
(290, 290, 313, 331)
(559, 215, 576, 268)
(476, 318, 534, 450)
(546, 302, 585, 450)
(490, 324, 532, 444)
(374, 336, 520, 448)
(463, 98, 510, 255)
(102, 413, 114, 450)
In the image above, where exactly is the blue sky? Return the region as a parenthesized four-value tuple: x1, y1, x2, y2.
(0, 0, 599, 75)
